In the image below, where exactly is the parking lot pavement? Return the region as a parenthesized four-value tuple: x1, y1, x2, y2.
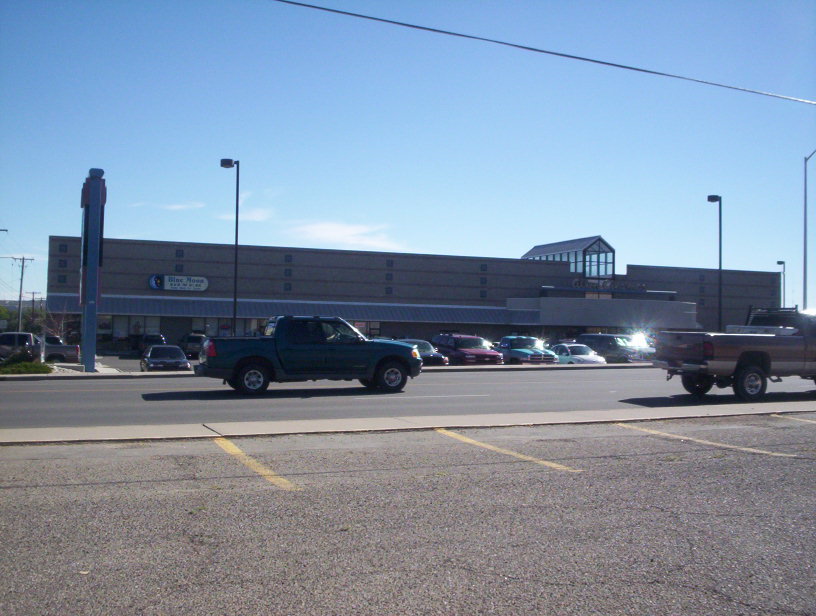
(1, 415, 814, 615)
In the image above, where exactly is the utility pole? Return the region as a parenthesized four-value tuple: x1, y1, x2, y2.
(0, 256, 34, 331)
(29, 292, 41, 330)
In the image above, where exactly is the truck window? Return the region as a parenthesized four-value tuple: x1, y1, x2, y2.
(322, 321, 361, 343)
(289, 321, 326, 345)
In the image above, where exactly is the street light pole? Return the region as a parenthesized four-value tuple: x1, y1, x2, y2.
(805, 149, 816, 310)
(776, 260, 786, 307)
(708, 195, 723, 331)
(220, 159, 240, 336)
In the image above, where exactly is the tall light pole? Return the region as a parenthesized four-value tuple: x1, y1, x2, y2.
(708, 195, 723, 331)
(776, 260, 786, 307)
(805, 148, 816, 310)
(220, 158, 240, 336)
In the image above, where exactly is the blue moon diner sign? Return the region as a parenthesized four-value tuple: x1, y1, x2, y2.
(149, 274, 209, 292)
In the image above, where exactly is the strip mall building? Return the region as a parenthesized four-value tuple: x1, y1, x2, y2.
(46, 235, 780, 346)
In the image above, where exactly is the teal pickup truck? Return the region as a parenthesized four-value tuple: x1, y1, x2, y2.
(195, 315, 422, 395)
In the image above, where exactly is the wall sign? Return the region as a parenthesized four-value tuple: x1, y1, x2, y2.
(149, 274, 209, 292)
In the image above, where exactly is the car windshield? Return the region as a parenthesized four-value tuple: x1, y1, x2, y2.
(404, 340, 433, 353)
(151, 347, 185, 359)
(187, 335, 205, 342)
(568, 345, 594, 355)
(509, 338, 543, 349)
(455, 337, 490, 350)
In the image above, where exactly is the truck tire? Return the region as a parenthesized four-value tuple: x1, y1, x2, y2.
(374, 361, 408, 392)
(732, 365, 767, 402)
(235, 364, 270, 395)
(681, 374, 714, 396)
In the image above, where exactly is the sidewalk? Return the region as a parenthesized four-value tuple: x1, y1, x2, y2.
(1, 400, 812, 445)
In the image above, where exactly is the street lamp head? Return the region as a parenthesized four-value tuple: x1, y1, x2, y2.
(777, 260, 785, 266)
(220, 159, 236, 168)
(707, 195, 721, 203)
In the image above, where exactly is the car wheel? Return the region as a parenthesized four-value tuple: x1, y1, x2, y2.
(732, 365, 767, 402)
(681, 374, 715, 396)
(359, 378, 378, 390)
(375, 361, 408, 392)
(235, 364, 270, 395)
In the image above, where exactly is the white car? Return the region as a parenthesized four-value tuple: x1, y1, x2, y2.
(551, 343, 607, 365)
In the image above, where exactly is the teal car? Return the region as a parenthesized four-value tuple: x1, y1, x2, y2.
(498, 336, 557, 364)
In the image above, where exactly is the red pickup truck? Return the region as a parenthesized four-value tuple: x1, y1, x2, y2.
(653, 308, 816, 401)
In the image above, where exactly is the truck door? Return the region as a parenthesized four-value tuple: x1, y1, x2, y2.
(321, 320, 369, 376)
(276, 319, 328, 375)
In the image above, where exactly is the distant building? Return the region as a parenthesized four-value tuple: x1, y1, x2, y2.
(46, 235, 779, 346)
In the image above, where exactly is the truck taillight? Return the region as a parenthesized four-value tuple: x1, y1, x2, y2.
(702, 341, 714, 359)
(205, 340, 217, 357)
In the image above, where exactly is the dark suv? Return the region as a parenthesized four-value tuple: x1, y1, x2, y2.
(575, 333, 638, 363)
(431, 333, 504, 365)
(178, 333, 207, 359)
(138, 333, 167, 354)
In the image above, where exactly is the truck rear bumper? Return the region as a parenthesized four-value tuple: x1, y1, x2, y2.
(653, 360, 706, 374)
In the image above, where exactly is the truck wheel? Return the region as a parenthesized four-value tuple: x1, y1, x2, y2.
(375, 361, 408, 392)
(359, 378, 378, 390)
(732, 365, 767, 402)
(681, 374, 714, 396)
(235, 364, 270, 395)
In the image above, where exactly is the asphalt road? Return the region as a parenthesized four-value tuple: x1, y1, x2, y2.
(2, 414, 815, 615)
(3, 366, 816, 429)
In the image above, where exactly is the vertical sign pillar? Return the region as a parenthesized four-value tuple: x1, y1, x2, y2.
(80, 168, 106, 372)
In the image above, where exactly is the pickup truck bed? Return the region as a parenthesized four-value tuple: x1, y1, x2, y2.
(654, 309, 816, 401)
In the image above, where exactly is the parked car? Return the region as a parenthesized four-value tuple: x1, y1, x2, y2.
(137, 333, 166, 353)
(0, 332, 37, 362)
(431, 333, 504, 365)
(178, 333, 207, 359)
(575, 333, 640, 363)
(36, 335, 80, 362)
(551, 343, 607, 365)
(140, 344, 192, 372)
(620, 333, 656, 361)
(399, 339, 449, 366)
(497, 336, 557, 364)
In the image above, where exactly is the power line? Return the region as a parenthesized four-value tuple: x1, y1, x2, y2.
(270, 0, 815, 106)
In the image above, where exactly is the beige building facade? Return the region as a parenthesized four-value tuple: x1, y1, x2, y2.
(46, 235, 780, 346)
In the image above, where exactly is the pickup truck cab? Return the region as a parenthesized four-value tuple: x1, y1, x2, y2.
(195, 315, 422, 395)
(653, 308, 816, 401)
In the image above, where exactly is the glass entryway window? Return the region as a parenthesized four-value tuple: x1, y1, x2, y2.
(583, 239, 614, 278)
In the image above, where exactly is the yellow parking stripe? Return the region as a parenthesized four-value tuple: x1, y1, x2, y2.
(435, 428, 582, 472)
(213, 437, 301, 490)
(771, 414, 816, 425)
(614, 423, 797, 458)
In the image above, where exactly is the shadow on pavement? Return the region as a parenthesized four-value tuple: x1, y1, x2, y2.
(622, 390, 816, 408)
(142, 386, 386, 402)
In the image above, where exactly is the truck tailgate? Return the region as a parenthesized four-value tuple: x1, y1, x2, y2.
(655, 331, 708, 366)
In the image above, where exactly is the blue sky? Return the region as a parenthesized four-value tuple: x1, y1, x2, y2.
(1, 0, 814, 307)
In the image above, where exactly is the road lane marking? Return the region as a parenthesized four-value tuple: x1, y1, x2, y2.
(213, 437, 301, 490)
(434, 428, 582, 472)
(771, 414, 816, 425)
(613, 423, 798, 458)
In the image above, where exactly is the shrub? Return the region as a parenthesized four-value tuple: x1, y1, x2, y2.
(0, 361, 52, 375)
